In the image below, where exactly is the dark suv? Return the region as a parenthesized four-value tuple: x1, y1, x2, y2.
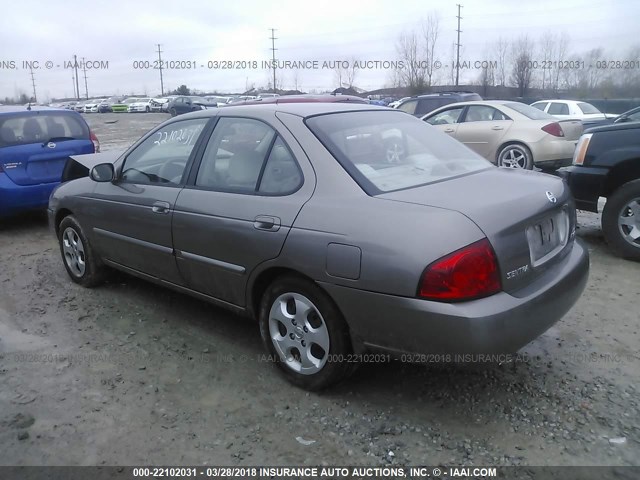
(396, 91, 483, 117)
(560, 121, 640, 260)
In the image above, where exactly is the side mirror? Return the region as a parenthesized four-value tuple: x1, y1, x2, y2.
(90, 163, 115, 182)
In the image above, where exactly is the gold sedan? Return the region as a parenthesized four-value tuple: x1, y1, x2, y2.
(422, 100, 583, 170)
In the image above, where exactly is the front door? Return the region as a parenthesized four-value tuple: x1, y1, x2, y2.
(89, 117, 210, 284)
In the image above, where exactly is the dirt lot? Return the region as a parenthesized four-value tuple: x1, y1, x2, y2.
(0, 113, 638, 467)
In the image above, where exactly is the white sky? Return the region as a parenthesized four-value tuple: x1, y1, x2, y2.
(0, 0, 637, 100)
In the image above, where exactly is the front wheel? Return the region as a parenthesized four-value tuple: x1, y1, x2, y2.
(58, 215, 106, 287)
(169, 107, 177, 117)
(259, 275, 355, 390)
(602, 179, 640, 261)
(497, 144, 533, 170)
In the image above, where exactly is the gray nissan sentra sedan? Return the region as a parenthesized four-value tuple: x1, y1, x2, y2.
(48, 103, 589, 390)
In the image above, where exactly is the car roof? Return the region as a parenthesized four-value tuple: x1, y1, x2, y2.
(187, 102, 389, 118)
(229, 94, 368, 106)
(0, 105, 71, 114)
(532, 99, 587, 105)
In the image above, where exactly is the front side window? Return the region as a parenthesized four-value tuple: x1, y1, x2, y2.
(425, 107, 465, 125)
(195, 117, 302, 195)
(548, 102, 570, 115)
(120, 118, 208, 185)
(307, 110, 490, 194)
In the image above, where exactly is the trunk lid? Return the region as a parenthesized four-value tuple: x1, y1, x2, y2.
(558, 119, 583, 141)
(378, 167, 576, 293)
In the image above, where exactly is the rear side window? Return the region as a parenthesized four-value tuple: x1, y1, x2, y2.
(577, 102, 600, 114)
(0, 113, 89, 147)
(307, 110, 490, 195)
(397, 100, 417, 114)
(415, 99, 443, 116)
(501, 102, 555, 120)
(195, 117, 302, 195)
(531, 102, 548, 111)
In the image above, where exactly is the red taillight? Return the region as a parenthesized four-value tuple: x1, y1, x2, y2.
(418, 238, 501, 302)
(90, 131, 100, 153)
(541, 122, 564, 137)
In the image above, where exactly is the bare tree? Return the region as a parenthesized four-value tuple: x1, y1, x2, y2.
(495, 37, 509, 87)
(422, 12, 440, 87)
(477, 44, 495, 96)
(333, 61, 346, 88)
(539, 32, 556, 91)
(345, 56, 359, 88)
(620, 44, 640, 94)
(510, 35, 535, 96)
(551, 32, 570, 93)
(396, 29, 427, 93)
(584, 48, 604, 91)
(291, 69, 302, 92)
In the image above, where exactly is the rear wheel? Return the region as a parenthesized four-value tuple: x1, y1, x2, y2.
(602, 179, 640, 261)
(497, 144, 533, 170)
(169, 107, 177, 117)
(145, 106, 150, 113)
(58, 216, 106, 287)
(259, 275, 355, 390)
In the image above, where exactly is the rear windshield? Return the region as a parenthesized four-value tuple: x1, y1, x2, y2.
(0, 112, 90, 148)
(306, 110, 491, 194)
(500, 102, 555, 120)
(577, 102, 601, 114)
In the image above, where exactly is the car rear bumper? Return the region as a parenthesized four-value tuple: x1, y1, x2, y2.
(0, 173, 59, 217)
(557, 165, 607, 212)
(531, 139, 577, 168)
(320, 239, 589, 356)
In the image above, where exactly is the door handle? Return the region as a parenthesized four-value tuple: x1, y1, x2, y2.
(444, 128, 455, 133)
(151, 201, 171, 214)
(491, 126, 504, 130)
(254, 215, 281, 232)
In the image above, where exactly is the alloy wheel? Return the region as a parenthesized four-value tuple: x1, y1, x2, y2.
(268, 292, 330, 375)
(618, 197, 640, 247)
(62, 227, 86, 277)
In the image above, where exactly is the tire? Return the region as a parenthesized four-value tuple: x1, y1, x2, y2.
(169, 107, 177, 117)
(497, 143, 533, 170)
(145, 106, 150, 113)
(601, 179, 640, 261)
(258, 275, 355, 390)
(58, 215, 106, 287)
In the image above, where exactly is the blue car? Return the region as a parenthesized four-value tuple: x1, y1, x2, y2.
(0, 106, 99, 218)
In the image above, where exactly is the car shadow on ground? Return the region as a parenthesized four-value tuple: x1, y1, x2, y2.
(0, 210, 48, 233)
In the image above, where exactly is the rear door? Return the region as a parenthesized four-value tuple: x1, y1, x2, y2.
(172, 114, 314, 307)
(455, 105, 512, 159)
(0, 111, 94, 185)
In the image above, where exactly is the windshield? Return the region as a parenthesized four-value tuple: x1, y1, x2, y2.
(578, 102, 601, 114)
(306, 110, 491, 194)
(501, 102, 555, 120)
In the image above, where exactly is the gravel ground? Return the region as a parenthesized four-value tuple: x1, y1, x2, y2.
(0, 113, 638, 467)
